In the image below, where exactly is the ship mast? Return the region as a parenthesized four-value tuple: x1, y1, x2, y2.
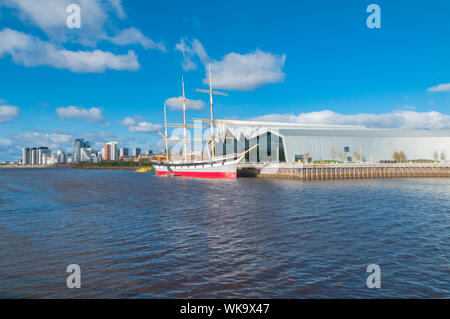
(208, 65, 215, 159)
(164, 103, 169, 162)
(182, 77, 188, 162)
(196, 65, 228, 160)
(166, 77, 202, 163)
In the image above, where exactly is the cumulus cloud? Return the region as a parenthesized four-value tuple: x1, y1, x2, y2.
(0, 28, 140, 72)
(175, 38, 286, 91)
(427, 83, 450, 93)
(175, 38, 209, 71)
(0, 138, 13, 147)
(252, 110, 450, 130)
(13, 132, 73, 148)
(128, 121, 162, 132)
(1, 0, 159, 48)
(56, 106, 104, 122)
(165, 97, 205, 111)
(1, 0, 108, 45)
(121, 115, 161, 132)
(0, 105, 19, 123)
(108, 28, 166, 51)
(107, 0, 126, 19)
(121, 116, 136, 126)
(207, 49, 286, 91)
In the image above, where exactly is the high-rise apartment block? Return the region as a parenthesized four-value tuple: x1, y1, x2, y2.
(73, 138, 90, 163)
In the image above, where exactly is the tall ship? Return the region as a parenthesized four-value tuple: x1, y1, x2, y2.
(152, 67, 254, 179)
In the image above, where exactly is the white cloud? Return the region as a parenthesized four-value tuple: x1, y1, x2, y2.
(0, 28, 140, 72)
(175, 38, 286, 91)
(207, 49, 286, 91)
(13, 132, 73, 148)
(165, 97, 205, 111)
(427, 83, 450, 93)
(108, 28, 166, 51)
(56, 106, 104, 122)
(0, 105, 19, 123)
(0, 138, 13, 147)
(128, 121, 162, 132)
(121, 116, 161, 133)
(175, 38, 208, 71)
(121, 116, 135, 126)
(107, 0, 126, 19)
(2, 0, 107, 45)
(1, 0, 162, 49)
(252, 110, 450, 129)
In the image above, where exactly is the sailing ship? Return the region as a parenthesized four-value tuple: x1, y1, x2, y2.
(152, 66, 254, 179)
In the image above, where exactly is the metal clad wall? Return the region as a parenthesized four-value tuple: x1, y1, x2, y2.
(281, 130, 450, 163)
(218, 122, 450, 163)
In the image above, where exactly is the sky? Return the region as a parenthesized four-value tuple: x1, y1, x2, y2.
(0, 0, 450, 160)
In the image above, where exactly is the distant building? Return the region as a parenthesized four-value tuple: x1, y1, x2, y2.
(103, 143, 111, 161)
(132, 147, 141, 157)
(213, 120, 450, 163)
(43, 152, 53, 165)
(38, 147, 50, 165)
(80, 147, 93, 162)
(91, 153, 99, 163)
(103, 141, 118, 161)
(41, 153, 58, 165)
(119, 147, 129, 157)
(110, 141, 118, 160)
(22, 148, 30, 165)
(73, 138, 90, 163)
(145, 150, 154, 156)
(57, 150, 66, 164)
(31, 148, 37, 165)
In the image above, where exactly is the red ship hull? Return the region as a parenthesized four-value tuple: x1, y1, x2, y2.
(155, 170, 237, 179)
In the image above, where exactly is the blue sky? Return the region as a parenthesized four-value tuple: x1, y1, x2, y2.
(1, 0, 450, 160)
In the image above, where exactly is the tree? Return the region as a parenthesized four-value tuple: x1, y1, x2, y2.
(303, 152, 310, 163)
(393, 151, 406, 162)
(330, 147, 336, 161)
(433, 151, 439, 161)
(353, 151, 362, 162)
(393, 151, 399, 161)
(399, 151, 406, 161)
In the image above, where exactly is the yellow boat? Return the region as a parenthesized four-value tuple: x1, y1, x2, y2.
(136, 167, 154, 173)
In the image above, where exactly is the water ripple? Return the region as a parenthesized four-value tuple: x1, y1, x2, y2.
(0, 168, 449, 298)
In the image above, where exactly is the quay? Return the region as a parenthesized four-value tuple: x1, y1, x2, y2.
(237, 163, 450, 180)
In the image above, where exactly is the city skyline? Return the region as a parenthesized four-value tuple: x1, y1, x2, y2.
(20, 138, 153, 165)
(1, 0, 450, 160)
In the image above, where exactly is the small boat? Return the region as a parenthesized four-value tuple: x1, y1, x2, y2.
(136, 167, 154, 173)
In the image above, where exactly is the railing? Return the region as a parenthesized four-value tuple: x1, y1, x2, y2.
(237, 162, 450, 179)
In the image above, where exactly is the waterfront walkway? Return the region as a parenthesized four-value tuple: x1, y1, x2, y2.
(238, 163, 450, 180)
